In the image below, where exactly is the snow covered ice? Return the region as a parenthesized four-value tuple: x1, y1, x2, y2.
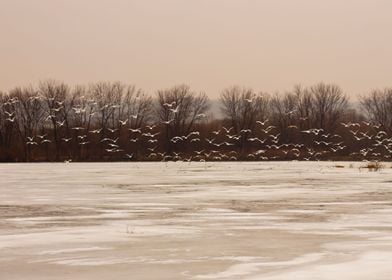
(1, 161, 392, 279)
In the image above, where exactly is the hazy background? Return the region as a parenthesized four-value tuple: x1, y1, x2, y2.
(1, 0, 391, 97)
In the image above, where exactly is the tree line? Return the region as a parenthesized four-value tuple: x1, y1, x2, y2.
(0, 80, 391, 162)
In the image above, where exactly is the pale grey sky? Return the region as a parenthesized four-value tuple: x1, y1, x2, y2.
(1, 0, 391, 97)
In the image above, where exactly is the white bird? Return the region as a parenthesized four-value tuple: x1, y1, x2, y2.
(89, 129, 102, 134)
(163, 101, 176, 108)
(145, 132, 161, 138)
(56, 120, 66, 127)
(125, 153, 134, 159)
(196, 113, 207, 119)
(262, 126, 276, 133)
(161, 119, 174, 125)
(119, 119, 128, 126)
(285, 109, 297, 115)
(147, 146, 157, 152)
(52, 107, 63, 112)
(169, 105, 180, 114)
(248, 138, 266, 144)
(186, 131, 200, 138)
(129, 128, 142, 133)
(269, 133, 280, 140)
(108, 143, 119, 148)
(256, 119, 269, 126)
(145, 124, 157, 130)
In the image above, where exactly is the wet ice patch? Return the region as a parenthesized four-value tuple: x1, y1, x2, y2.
(196, 253, 324, 279)
(37, 246, 112, 255)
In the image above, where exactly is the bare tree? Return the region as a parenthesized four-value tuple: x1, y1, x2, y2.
(104, 85, 153, 159)
(270, 83, 348, 144)
(220, 86, 269, 134)
(0, 92, 19, 161)
(9, 87, 45, 161)
(292, 85, 314, 130)
(156, 85, 209, 153)
(121, 86, 153, 129)
(361, 88, 392, 133)
(309, 83, 348, 132)
(39, 80, 70, 160)
(89, 82, 120, 134)
(270, 92, 297, 142)
(64, 86, 97, 159)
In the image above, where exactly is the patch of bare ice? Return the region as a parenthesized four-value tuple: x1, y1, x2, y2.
(248, 251, 392, 280)
(37, 246, 112, 255)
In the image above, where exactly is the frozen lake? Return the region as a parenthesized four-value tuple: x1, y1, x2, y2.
(1, 162, 392, 279)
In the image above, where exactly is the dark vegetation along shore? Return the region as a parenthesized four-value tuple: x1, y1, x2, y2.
(1, 80, 391, 162)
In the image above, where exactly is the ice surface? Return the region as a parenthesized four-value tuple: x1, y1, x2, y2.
(1, 161, 392, 279)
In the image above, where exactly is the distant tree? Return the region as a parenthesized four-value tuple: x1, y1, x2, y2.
(9, 87, 45, 161)
(116, 85, 153, 130)
(87, 82, 153, 159)
(270, 91, 298, 142)
(361, 88, 392, 133)
(89, 82, 121, 134)
(220, 86, 269, 134)
(292, 85, 314, 130)
(156, 85, 209, 154)
(270, 83, 348, 143)
(1, 80, 392, 162)
(219, 86, 270, 156)
(0, 92, 19, 161)
(39, 80, 70, 160)
(309, 83, 348, 132)
(115, 85, 153, 159)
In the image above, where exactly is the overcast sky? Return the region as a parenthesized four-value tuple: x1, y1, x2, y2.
(1, 0, 391, 97)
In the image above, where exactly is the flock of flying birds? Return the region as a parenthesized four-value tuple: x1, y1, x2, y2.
(18, 120, 392, 162)
(1, 96, 392, 162)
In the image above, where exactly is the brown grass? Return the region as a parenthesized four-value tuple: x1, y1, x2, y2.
(360, 161, 384, 172)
